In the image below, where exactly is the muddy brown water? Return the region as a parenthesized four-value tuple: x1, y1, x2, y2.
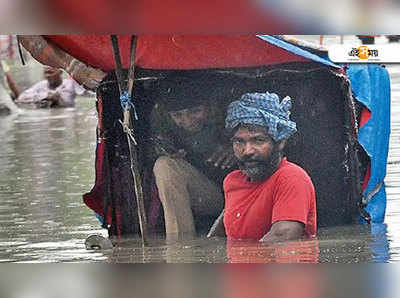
(0, 61, 399, 263)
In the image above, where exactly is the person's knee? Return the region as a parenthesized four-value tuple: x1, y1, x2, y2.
(153, 156, 183, 180)
(153, 156, 191, 208)
(153, 155, 174, 173)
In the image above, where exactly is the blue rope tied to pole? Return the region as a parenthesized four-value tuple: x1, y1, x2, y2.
(120, 91, 138, 120)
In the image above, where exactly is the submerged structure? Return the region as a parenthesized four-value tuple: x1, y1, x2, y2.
(19, 35, 390, 238)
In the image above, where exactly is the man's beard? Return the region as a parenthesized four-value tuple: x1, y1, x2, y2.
(237, 146, 282, 182)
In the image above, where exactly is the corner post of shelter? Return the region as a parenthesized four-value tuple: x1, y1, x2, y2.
(88, 87, 116, 237)
(342, 76, 365, 223)
(92, 75, 142, 238)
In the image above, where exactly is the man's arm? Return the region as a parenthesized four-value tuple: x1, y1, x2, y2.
(207, 210, 226, 238)
(259, 220, 304, 243)
(149, 106, 183, 158)
(206, 105, 237, 170)
(15, 82, 47, 103)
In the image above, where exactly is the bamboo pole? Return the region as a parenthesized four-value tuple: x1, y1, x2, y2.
(110, 35, 148, 244)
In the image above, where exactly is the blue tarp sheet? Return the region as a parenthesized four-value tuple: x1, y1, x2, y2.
(347, 64, 390, 223)
(257, 35, 340, 68)
(258, 36, 390, 223)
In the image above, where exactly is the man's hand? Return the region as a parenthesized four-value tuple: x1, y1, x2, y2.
(151, 135, 187, 159)
(44, 91, 63, 107)
(47, 91, 60, 102)
(66, 58, 107, 91)
(207, 144, 236, 170)
(260, 220, 305, 243)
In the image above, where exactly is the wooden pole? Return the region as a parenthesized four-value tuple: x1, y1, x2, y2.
(110, 35, 148, 244)
(126, 36, 149, 244)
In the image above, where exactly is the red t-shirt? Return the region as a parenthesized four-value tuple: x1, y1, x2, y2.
(223, 158, 317, 240)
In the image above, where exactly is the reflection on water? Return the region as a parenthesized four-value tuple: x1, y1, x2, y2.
(100, 223, 390, 263)
(0, 61, 399, 262)
(0, 265, 388, 298)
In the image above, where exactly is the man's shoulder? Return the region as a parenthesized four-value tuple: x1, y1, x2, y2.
(223, 170, 245, 187)
(273, 159, 315, 196)
(60, 78, 76, 88)
(225, 169, 243, 179)
(276, 159, 312, 182)
(28, 80, 48, 89)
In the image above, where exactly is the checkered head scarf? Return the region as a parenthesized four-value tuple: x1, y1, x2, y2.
(225, 92, 297, 142)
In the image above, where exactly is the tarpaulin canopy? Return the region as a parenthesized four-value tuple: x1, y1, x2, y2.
(45, 35, 314, 70)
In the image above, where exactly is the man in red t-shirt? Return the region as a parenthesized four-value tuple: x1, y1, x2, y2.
(209, 91, 316, 242)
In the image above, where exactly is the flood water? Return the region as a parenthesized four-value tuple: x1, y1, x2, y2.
(1, 38, 400, 263)
(0, 98, 109, 262)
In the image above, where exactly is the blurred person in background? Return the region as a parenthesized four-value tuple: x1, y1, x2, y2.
(0, 103, 11, 116)
(387, 35, 400, 42)
(356, 35, 376, 44)
(15, 66, 86, 108)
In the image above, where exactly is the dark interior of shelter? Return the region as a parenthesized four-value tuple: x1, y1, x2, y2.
(92, 61, 368, 237)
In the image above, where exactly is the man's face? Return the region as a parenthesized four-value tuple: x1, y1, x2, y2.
(43, 67, 62, 87)
(232, 125, 282, 182)
(168, 105, 208, 132)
